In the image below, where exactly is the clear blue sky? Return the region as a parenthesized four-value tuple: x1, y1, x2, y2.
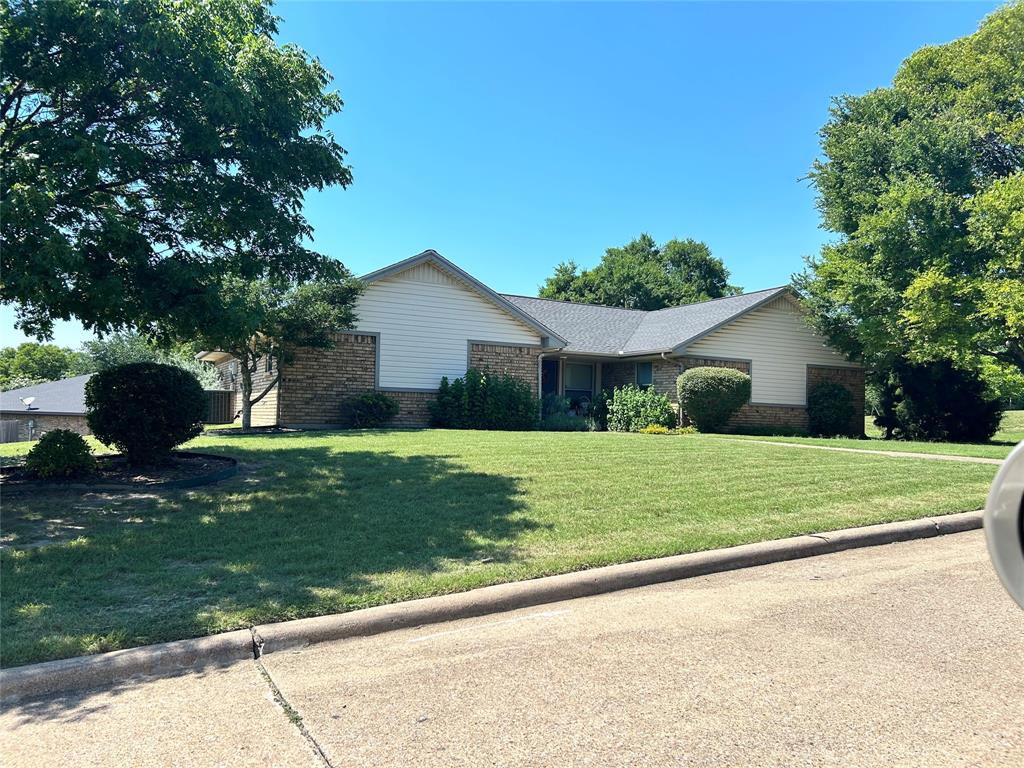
(2, 0, 1000, 347)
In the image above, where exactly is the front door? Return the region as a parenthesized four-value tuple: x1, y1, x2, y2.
(541, 359, 559, 397)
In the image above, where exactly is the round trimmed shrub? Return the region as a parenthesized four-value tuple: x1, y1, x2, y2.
(340, 392, 399, 428)
(86, 362, 206, 465)
(807, 381, 856, 436)
(24, 429, 95, 479)
(676, 367, 751, 432)
(606, 385, 677, 432)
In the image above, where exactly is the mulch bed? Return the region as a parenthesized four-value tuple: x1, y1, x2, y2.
(0, 451, 237, 493)
(202, 425, 305, 436)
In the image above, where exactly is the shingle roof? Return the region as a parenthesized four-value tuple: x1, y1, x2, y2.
(0, 374, 92, 415)
(502, 287, 791, 356)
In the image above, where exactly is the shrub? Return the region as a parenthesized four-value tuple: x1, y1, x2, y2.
(24, 429, 95, 479)
(539, 414, 593, 431)
(85, 362, 206, 465)
(541, 393, 570, 418)
(606, 385, 676, 432)
(676, 367, 751, 432)
(429, 368, 538, 430)
(873, 360, 1003, 442)
(638, 424, 670, 434)
(340, 392, 399, 428)
(589, 389, 612, 431)
(807, 382, 857, 436)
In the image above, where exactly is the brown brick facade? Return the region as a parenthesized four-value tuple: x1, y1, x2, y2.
(601, 362, 635, 391)
(388, 391, 436, 428)
(468, 343, 542, 396)
(2, 414, 91, 442)
(278, 333, 377, 427)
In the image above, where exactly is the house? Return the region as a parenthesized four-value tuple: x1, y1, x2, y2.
(200, 250, 864, 432)
(0, 374, 93, 443)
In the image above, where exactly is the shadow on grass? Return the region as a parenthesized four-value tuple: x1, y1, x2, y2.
(1, 439, 540, 715)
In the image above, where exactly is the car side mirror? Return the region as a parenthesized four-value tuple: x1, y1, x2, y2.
(984, 441, 1024, 609)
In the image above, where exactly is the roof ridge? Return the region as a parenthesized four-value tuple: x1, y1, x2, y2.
(648, 285, 790, 314)
(500, 293, 649, 312)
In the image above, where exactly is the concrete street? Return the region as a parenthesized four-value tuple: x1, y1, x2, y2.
(3, 530, 1022, 767)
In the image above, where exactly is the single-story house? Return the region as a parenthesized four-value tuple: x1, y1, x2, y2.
(200, 250, 863, 432)
(0, 374, 93, 443)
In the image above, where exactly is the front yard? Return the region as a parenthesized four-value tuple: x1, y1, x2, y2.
(0, 429, 1001, 667)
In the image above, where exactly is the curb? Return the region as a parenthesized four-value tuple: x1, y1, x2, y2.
(0, 510, 982, 703)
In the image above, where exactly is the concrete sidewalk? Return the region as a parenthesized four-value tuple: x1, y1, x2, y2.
(3, 530, 1022, 767)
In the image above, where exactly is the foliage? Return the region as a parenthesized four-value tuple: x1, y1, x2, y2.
(541, 393, 571, 418)
(85, 362, 206, 465)
(2, 0, 352, 340)
(340, 392, 399, 429)
(676, 367, 751, 432)
(638, 424, 671, 434)
(81, 333, 221, 389)
(538, 414, 594, 431)
(193, 275, 362, 428)
(797, 3, 1024, 377)
(873, 360, 1003, 442)
(429, 369, 539, 430)
(807, 382, 857, 437)
(605, 385, 677, 432)
(589, 389, 612, 431)
(539, 234, 740, 309)
(0, 343, 91, 390)
(23, 429, 94, 479)
(980, 360, 1024, 408)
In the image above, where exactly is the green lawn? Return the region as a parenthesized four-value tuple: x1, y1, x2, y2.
(0, 429, 999, 667)
(720, 410, 1023, 460)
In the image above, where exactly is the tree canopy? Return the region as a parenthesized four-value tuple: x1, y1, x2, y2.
(539, 234, 739, 309)
(0, 342, 90, 389)
(1, 0, 352, 340)
(194, 275, 362, 428)
(797, 2, 1024, 378)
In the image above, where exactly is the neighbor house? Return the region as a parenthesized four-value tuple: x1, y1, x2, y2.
(200, 250, 863, 431)
(0, 374, 93, 443)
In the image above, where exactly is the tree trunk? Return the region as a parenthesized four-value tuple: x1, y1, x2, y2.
(240, 365, 253, 430)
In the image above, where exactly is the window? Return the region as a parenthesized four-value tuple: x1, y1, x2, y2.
(636, 362, 653, 389)
(265, 354, 274, 373)
(564, 363, 594, 393)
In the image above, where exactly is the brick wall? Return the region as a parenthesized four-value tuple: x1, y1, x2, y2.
(468, 343, 542, 396)
(278, 333, 377, 427)
(388, 391, 436, 428)
(2, 413, 91, 442)
(807, 365, 866, 435)
(601, 361, 635, 391)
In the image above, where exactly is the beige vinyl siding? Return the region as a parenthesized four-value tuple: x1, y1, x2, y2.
(355, 262, 541, 390)
(685, 295, 858, 406)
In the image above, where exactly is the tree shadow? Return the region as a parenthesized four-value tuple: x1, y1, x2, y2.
(1, 439, 544, 717)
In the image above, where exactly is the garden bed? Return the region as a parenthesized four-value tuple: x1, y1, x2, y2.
(0, 451, 237, 493)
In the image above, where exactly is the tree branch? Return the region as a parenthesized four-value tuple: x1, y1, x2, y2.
(249, 373, 280, 407)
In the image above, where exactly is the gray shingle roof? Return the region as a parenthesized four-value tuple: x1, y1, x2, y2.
(0, 373, 92, 415)
(502, 287, 790, 356)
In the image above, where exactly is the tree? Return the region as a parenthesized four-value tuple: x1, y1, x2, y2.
(0, 342, 91, 389)
(797, 3, 1024, 377)
(81, 332, 222, 388)
(539, 234, 739, 309)
(193, 273, 362, 429)
(1, 0, 352, 340)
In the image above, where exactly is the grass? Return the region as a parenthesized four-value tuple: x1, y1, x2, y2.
(0, 429, 999, 667)
(721, 410, 1023, 460)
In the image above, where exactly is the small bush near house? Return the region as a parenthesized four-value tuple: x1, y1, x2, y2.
(807, 382, 857, 437)
(606, 385, 676, 433)
(541, 393, 571, 418)
(86, 362, 206, 465)
(24, 429, 95, 479)
(340, 392, 399, 428)
(539, 414, 594, 431)
(676, 367, 751, 432)
(430, 368, 538, 430)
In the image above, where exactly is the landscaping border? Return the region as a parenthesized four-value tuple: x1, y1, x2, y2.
(0, 510, 982, 702)
(0, 451, 238, 495)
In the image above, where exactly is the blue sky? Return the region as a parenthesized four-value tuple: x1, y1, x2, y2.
(3, 1, 999, 347)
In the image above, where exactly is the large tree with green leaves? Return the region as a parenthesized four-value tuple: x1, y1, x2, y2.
(797, 2, 1024, 379)
(1, 0, 352, 339)
(539, 234, 739, 310)
(0, 342, 91, 389)
(194, 274, 362, 429)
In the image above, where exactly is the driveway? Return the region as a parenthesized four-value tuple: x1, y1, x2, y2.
(3, 530, 1022, 767)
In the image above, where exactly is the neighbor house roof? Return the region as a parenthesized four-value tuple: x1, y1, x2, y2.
(0, 373, 92, 416)
(501, 286, 792, 356)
